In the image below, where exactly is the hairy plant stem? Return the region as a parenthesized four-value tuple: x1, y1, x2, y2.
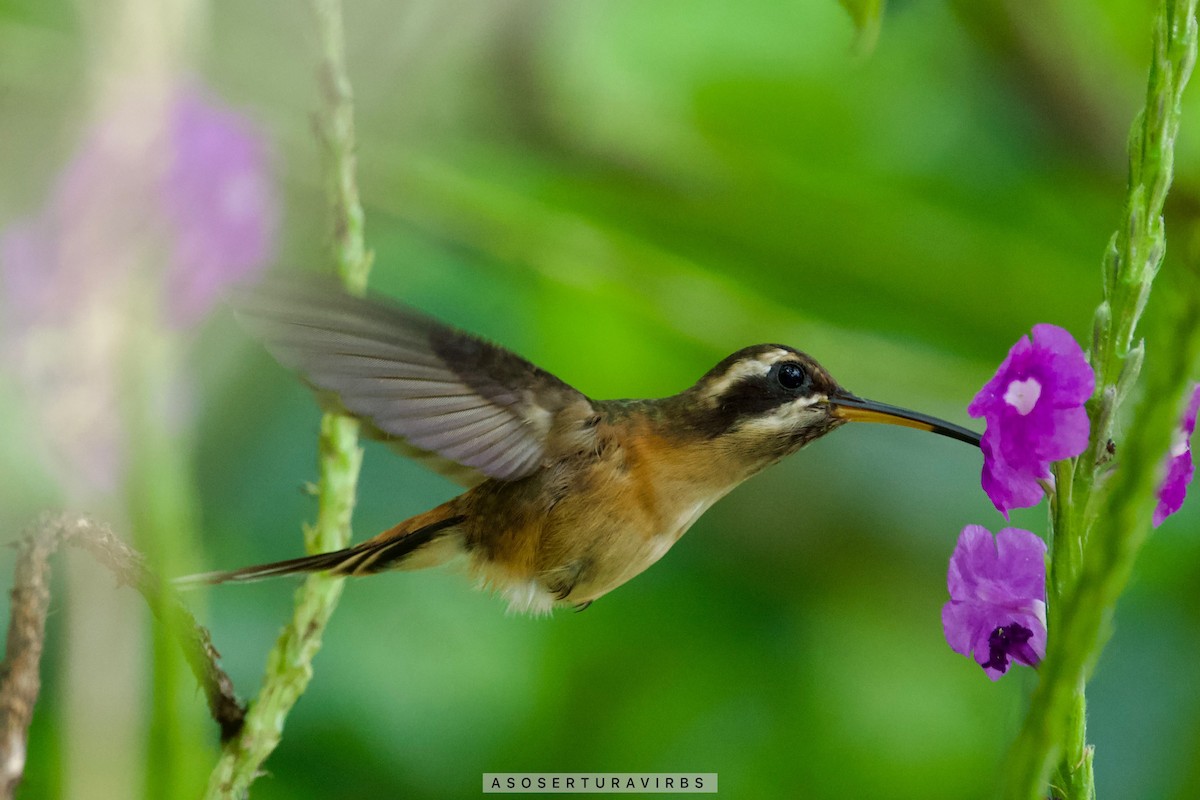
(1006, 1, 1199, 797)
(0, 513, 244, 798)
(204, 0, 372, 795)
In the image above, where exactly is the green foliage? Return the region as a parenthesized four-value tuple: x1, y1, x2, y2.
(837, 0, 886, 55)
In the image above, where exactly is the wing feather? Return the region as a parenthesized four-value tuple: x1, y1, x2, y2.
(235, 276, 592, 484)
(472, 427, 543, 476)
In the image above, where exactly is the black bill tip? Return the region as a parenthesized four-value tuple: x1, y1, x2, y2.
(831, 393, 982, 448)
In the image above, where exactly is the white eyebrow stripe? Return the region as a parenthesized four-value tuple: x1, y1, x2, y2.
(704, 349, 792, 399)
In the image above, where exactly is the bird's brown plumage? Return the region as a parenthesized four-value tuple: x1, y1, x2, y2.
(188, 277, 980, 612)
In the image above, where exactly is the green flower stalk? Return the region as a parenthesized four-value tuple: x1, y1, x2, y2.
(204, 0, 372, 796)
(1003, 0, 1200, 797)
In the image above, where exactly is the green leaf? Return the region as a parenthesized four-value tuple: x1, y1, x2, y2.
(838, 0, 885, 55)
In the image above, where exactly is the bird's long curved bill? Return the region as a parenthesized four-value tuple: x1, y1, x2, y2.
(831, 394, 981, 447)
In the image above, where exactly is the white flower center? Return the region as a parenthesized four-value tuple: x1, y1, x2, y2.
(1169, 427, 1190, 458)
(1003, 377, 1042, 416)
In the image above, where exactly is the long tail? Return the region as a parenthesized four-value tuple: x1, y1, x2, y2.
(179, 513, 467, 586)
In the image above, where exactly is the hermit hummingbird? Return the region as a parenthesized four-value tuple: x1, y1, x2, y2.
(191, 277, 981, 613)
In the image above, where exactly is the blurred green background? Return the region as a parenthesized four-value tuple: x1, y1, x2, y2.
(2, 0, 1200, 798)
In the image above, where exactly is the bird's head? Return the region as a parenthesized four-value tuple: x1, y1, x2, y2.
(674, 344, 980, 468)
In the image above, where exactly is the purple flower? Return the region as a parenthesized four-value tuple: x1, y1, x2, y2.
(0, 218, 57, 330)
(968, 324, 1095, 517)
(942, 525, 1047, 680)
(0, 83, 278, 497)
(162, 86, 277, 326)
(0, 113, 161, 494)
(1153, 383, 1200, 527)
(1, 84, 277, 331)
(1, 120, 157, 333)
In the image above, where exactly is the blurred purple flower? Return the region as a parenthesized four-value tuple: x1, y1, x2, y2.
(942, 525, 1047, 681)
(968, 324, 1094, 517)
(1, 123, 156, 332)
(1, 84, 277, 332)
(0, 84, 278, 497)
(0, 218, 56, 327)
(0, 117, 161, 492)
(1153, 384, 1200, 527)
(162, 86, 277, 326)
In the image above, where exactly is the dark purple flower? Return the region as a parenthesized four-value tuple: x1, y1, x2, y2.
(942, 525, 1046, 680)
(968, 324, 1095, 517)
(1153, 383, 1200, 527)
(162, 86, 278, 326)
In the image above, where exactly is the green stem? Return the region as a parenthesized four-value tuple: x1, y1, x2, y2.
(312, 0, 372, 297)
(1077, 0, 1197, 491)
(1005, 1, 1199, 796)
(204, 0, 372, 795)
(1047, 458, 1091, 800)
(123, 310, 212, 798)
(1008, 276, 1200, 798)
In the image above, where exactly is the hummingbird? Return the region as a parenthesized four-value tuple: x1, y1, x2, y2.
(193, 276, 981, 613)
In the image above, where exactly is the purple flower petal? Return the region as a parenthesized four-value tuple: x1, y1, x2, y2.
(162, 85, 278, 326)
(1031, 323, 1095, 401)
(0, 81, 277, 500)
(0, 217, 55, 331)
(1, 119, 155, 334)
(941, 599, 992, 658)
(969, 324, 1094, 516)
(978, 434, 1046, 515)
(945, 523, 993, 598)
(992, 526, 1047, 600)
(1153, 383, 1200, 527)
(943, 525, 1047, 680)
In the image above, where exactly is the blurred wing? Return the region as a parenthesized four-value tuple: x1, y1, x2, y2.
(235, 276, 592, 484)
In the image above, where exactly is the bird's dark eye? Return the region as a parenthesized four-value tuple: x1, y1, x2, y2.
(776, 362, 808, 391)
